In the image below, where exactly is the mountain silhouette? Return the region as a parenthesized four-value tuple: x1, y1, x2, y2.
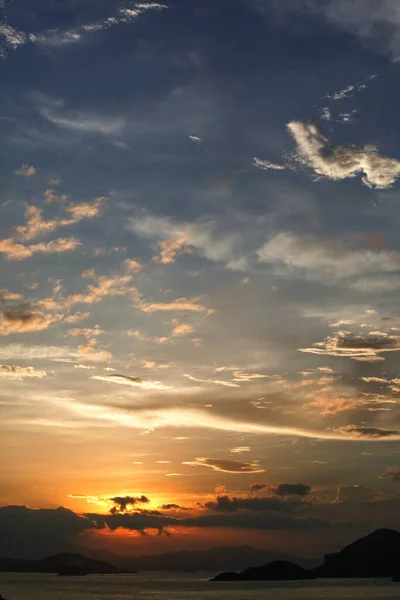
(0, 552, 119, 574)
(314, 528, 400, 578)
(211, 560, 315, 581)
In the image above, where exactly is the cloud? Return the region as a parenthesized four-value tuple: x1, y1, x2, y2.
(257, 232, 400, 282)
(92, 374, 173, 391)
(189, 135, 204, 144)
(275, 483, 311, 497)
(0, 344, 78, 361)
(65, 274, 134, 308)
(128, 214, 242, 268)
(123, 259, 142, 273)
(0, 289, 22, 302)
(252, 157, 286, 171)
(323, 82, 366, 101)
(171, 322, 193, 337)
(44, 189, 68, 204)
(14, 199, 104, 241)
(109, 495, 149, 514)
(230, 446, 251, 454)
(76, 345, 112, 363)
(204, 495, 294, 513)
(183, 457, 265, 473)
(380, 467, 400, 482)
(0, 4, 168, 58)
(40, 107, 125, 135)
(0, 365, 47, 379)
(14, 164, 36, 177)
(335, 425, 400, 439)
(300, 331, 400, 362)
(335, 485, 379, 503)
(160, 504, 190, 511)
(250, 483, 267, 493)
(0, 306, 61, 336)
(0, 343, 107, 363)
(0, 237, 80, 261)
(67, 327, 104, 339)
(287, 121, 400, 189)
(138, 298, 209, 314)
(184, 374, 240, 388)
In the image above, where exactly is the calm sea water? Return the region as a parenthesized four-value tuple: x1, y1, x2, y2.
(1, 573, 399, 600)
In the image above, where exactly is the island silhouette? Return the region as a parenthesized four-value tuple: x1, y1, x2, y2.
(211, 528, 400, 581)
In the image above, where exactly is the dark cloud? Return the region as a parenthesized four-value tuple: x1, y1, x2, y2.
(109, 495, 149, 514)
(249, 483, 267, 493)
(88, 511, 175, 535)
(183, 457, 265, 473)
(180, 512, 332, 531)
(204, 495, 294, 513)
(380, 467, 400, 482)
(275, 483, 311, 497)
(160, 504, 190, 511)
(335, 425, 400, 439)
(336, 334, 400, 352)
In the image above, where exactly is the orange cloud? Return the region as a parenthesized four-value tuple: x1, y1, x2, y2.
(15, 198, 104, 241)
(139, 297, 209, 313)
(123, 259, 142, 273)
(0, 306, 61, 336)
(44, 188, 68, 204)
(0, 236, 80, 260)
(15, 164, 36, 177)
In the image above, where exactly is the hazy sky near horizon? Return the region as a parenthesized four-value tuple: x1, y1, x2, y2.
(2, 0, 400, 559)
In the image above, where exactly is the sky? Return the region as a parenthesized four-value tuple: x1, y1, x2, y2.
(2, 0, 400, 561)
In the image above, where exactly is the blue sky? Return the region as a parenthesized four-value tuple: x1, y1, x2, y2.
(2, 0, 400, 558)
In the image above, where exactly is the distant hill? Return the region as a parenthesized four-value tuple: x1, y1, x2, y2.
(211, 560, 315, 581)
(314, 528, 400, 578)
(116, 546, 318, 572)
(0, 552, 119, 574)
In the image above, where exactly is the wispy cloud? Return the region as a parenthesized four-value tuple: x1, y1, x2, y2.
(92, 373, 172, 390)
(0, 365, 47, 380)
(138, 297, 210, 314)
(183, 457, 265, 473)
(257, 232, 400, 283)
(0, 3, 169, 57)
(128, 214, 244, 269)
(252, 157, 286, 171)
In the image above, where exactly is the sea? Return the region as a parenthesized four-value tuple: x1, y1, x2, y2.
(1, 573, 400, 600)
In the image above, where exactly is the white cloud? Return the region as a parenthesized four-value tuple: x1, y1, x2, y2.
(323, 82, 366, 101)
(1, 2, 168, 57)
(189, 135, 204, 144)
(287, 121, 400, 189)
(257, 232, 400, 282)
(252, 156, 286, 171)
(320, 107, 331, 121)
(39, 104, 125, 135)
